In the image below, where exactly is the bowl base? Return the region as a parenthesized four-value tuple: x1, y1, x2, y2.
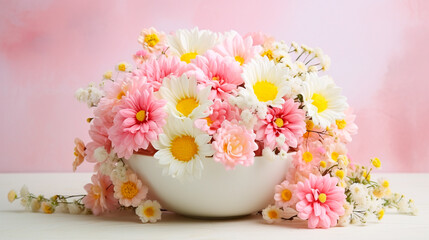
(176, 212, 251, 220)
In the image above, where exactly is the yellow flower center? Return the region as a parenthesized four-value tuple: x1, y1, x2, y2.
(268, 210, 278, 219)
(335, 170, 345, 180)
(372, 158, 381, 168)
(306, 120, 314, 130)
(331, 152, 339, 162)
(205, 117, 213, 126)
(339, 156, 349, 166)
(318, 193, 327, 203)
(121, 181, 138, 199)
(297, 62, 306, 71)
(281, 189, 292, 202)
(382, 180, 389, 188)
(180, 52, 198, 63)
(253, 81, 278, 102)
(103, 71, 113, 79)
(144, 33, 160, 47)
(176, 97, 199, 117)
(136, 110, 146, 122)
(7, 190, 17, 203)
(170, 135, 198, 162)
(117, 91, 125, 100)
(144, 206, 155, 217)
(311, 93, 328, 113)
(92, 185, 102, 200)
(320, 161, 327, 168)
(373, 189, 384, 198)
(212, 76, 220, 81)
(364, 172, 371, 181)
(223, 143, 228, 152)
(303, 151, 313, 163)
(235, 55, 245, 65)
(336, 119, 346, 129)
(118, 63, 127, 72)
(378, 209, 385, 220)
(42, 203, 54, 214)
(262, 49, 274, 60)
(274, 118, 284, 128)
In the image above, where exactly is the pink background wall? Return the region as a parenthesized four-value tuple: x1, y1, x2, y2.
(1, 0, 428, 172)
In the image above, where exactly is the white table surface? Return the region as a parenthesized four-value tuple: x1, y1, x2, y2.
(0, 173, 428, 240)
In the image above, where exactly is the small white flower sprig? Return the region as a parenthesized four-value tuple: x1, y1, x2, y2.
(341, 158, 418, 225)
(7, 185, 88, 214)
(261, 41, 331, 77)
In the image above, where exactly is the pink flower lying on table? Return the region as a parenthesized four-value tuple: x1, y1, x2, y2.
(82, 173, 118, 215)
(274, 180, 298, 209)
(113, 173, 148, 207)
(295, 174, 346, 228)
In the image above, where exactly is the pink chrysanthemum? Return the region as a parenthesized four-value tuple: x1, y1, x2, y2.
(285, 164, 321, 185)
(95, 77, 146, 127)
(85, 117, 112, 163)
(255, 98, 306, 150)
(192, 51, 243, 100)
(108, 84, 167, 159)
(244, 32, 275, 46)
(274, 180, 298, 209)
(131, 55, 193, 91)
(332, 108, 358, 143)
(295, 174, 346, 229)
(113, 172, 148, 207)
(133, 49, 152, 65)
(212, 120, 258, 170)
(213, 35, 262, 66)
(292, 141, 325, 170)
(195, 100, 241, 135)
(82, 173, 118, 215)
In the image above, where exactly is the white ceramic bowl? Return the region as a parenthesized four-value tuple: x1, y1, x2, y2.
(128, 154, 290, 218)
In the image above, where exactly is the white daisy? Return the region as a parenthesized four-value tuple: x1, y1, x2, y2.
(166, 27, 218, 63)
(241, 56, 291, 107)
(135, 200, 162, 223)
(116, 61, 132, 72)
(152, 117, 213, 180)
(301, 73, 348, 128)
(159, 74, 212, 120)
(349, 183, 369, 206)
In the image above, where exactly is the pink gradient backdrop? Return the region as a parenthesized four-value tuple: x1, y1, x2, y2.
(1, 0, 428, 172)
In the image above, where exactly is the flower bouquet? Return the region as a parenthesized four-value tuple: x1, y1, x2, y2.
(8, 27, 417, 228)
